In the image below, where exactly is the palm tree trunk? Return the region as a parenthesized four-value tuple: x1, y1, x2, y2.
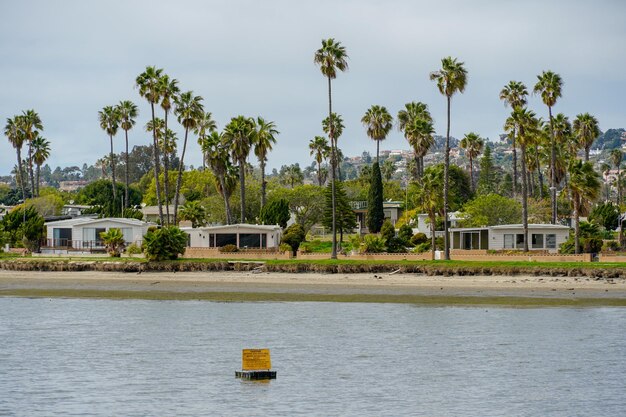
(124, 129, 130, 209)
(430, 212, 436, 261)
(585, 146, 590, 162)
(150, 102, 164, 225)
(36, 163, 41, 197)
(521, 144, 529, 252)
(412, 154, 419, 181)
(618, 167, 622, 207)
(528, 170, 534, 198)
(239, 157, 246, 223)
(443, 95, 451, 260)
(317, 160, 323, 186)
(376, 140, 380, 164)
(512, 131, 517, 197)
(260, 159, 267, 208)
(548, 105, 557, 224)
(174, 128, 189, 225)
(574, 199, 580, 254)
(16, 148, 26, 200)
(469, 157, 474, 191)
(109, 134, 117, 204)
(328, 76, 337, 259)
(163, 111, 171, 225)
(28, 142, 35, 198)
(536, 147, 544, 199)
(219, 176, 231, 224)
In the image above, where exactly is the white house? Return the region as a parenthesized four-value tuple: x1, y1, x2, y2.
(43, 217, 155, 253)
(449, 224, 571, 253)
(182, 224, 282, 249)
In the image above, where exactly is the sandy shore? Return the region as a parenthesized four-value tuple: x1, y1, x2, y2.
(1, 270, 625, 305)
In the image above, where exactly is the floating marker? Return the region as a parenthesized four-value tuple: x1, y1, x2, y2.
(235, 348, 277, 380)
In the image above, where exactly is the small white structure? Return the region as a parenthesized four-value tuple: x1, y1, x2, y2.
(415, 212, 464, 238)
(43, 217, 155, 253)
(449, 224, 571, 253)
(183, 224, 282, 249)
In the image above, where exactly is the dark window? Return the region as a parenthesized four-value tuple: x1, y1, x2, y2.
(532, 234, 544, 249)
(216, 233, 237, 247)
(516, 234, 525, 248)
(546, 234, 556, 249)
(53, 228, 72, 246)
(240, 233, 264, 248)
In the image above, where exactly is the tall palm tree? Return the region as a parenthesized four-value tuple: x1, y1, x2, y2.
(116, 100, 138, 209)
(610, 149, 623, 206)
(160, 128, 178, 213)
(19, 110, 43, 198)
(309, 136, 330, 186)
(430, 56, 468, 260)
(534, 70, 563, 224)
(460, 132, 484, 191)
(202, 131, 236, 224)
(567, 160, 601, 254)
(314, 38, 349, 259)
(361, 105, 393, 162)
(573, 113, 601, 162)
(98, 105, 120, 205)
(414, 169, 444, 260)
(223, 115, 256, 222)
(505, 108, 539, 252)
(195, 111, 217, 170)
(254, 117, 279, 208)
(32, 135, 50, 196)
(157, 74, 180, 222)
(4, 116, 27, 199)
(397, 102, 433, 179)
(136, 66, 165, 224)
(499, 81, 528, 196)
(173, 91, 204, 224)
(322, 113, 345, 178)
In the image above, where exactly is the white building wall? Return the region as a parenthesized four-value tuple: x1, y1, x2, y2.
(489, 227, 569, 253)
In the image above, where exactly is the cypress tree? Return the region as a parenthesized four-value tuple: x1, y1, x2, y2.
(477, 144, 496, 195)
(367, 162, 384, 233)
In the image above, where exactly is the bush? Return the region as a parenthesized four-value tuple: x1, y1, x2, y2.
(259, 199, 290, 229)
(380, 220, 395, 243)
(386, 236, 406, 253)
(219, 244, 239, 253)
(125, 242, 142, 256)
(398, 224, 413, 245)
(362, 234, 386, 253)
(143, 226, 188, 261)
(279, 243, 292, 253)
(602, 240, 620, 252)
(410, 233, 428, 246)
(282, 224, 306, 255)
(414, 242, 431, 253)
(99, 228, 126, 257)
(560, 237, 603, 254)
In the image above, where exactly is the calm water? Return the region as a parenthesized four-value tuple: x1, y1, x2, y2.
(0, 298, 625, 417)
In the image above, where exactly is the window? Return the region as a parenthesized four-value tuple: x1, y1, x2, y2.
(216, 233, 237, 247)
(516, 234, 525, 248)
(532, 234, 544, 249)
(546, 234, 556, 249)
(504, 234, 514, 249)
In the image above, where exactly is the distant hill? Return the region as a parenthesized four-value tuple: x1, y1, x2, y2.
(591, 128, 625, 150)
(432, 135, 460, 151)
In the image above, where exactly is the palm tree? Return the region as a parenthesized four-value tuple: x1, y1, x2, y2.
(4, 116, 27, 199)
(19, 110, 43, 197)
(573, 113, 601, 162)
(397, 102, 433, 179)
(179, 200, 208, 228)
(254, 117, 279, 208)
(160, 128, 178, 214)
(460, 132, 484, 191)
(505, 107, 539, 252)
(98, 105, 120, 206)
(534, 70, 563, 224)
(32, 135, 50, 196)
(314, 38, 349, 260)
(157, 74, 180, 222)
(610, 149, 623, 206)
(195, 111, 217, 170)
(202, 131, 236, 224)
(361, 105, 393, 162)
(322, 112, 345, 177)
(414, 170, 444, 260)
(430, 56, 468, 260)
(136, 66, 165, 224)
(173, 91, 203, 224)
(499, 81, 528, 196)
(309, 136, 330, 186)
(567, 160, 601, 254)
(223, 115, 256, 222)
(116, 100, 139, 209)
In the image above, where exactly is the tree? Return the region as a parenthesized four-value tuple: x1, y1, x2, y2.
(202, 131, 237, 224)
(314, 38, 349, 259)
(98, 105, 120, 208)
(19, 110, 44, 199)
(4, 116, 27, 199)
(223, 115, 256, 223)
(281, 223, 306, 255)
(430, 56, 468, 260)
(279, 164, 304, 188)
(610, 149, 623, 206)
(195, 111, 218, 170)
(143, 226, 187, 261)
(397, 102, 434, 180)
(254, 117, 279, 208)
(259, 199, 290, 228)
(534, 70, 563, 224)
(309, 136, 330, 186)
(136, 66, 165, 225)
(381, 159, 395, 181)
(32, 135, 50, 197)
(77, 179, 142, 217)
(322, 181, 356, 241)
(423, 164, 473, 210)
(476, 144, 495, 195)
(573, 113, 601, 162)
(116, 100, 139, 209)
(179, 200, 208, 228)
(589, 201, 619, 231)
(460, 194, 521, 227)
(413, 170, 443, 260)
(367, 162, 384, 233)
(460, 132, 484, 191)
(361, 105, 393, 162)
(499, 81, 528, 196)
(1, 206, 44, 252)
(567, 160, 601, 254)
(100, 228, 126, 257)
(173, 91, 204, 225)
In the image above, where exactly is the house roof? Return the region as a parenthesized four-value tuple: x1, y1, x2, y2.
(183, 223, 282, 232)
(490, 224, 570, 230)
(45, 217, 155, 228)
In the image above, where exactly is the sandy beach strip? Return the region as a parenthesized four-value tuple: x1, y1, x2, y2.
(1, 270, 625, 305)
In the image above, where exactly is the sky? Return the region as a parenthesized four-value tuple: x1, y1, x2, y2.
(1, 0, 625, 176)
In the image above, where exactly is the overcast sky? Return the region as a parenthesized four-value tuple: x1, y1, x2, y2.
(1, 0, 624, 176)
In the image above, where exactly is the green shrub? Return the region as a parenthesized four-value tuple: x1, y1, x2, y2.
(410, 232, 428, 246)
(602, 240, 620, 252)
(279, 243, 292, 253)
(380, 220, 395, 243)
(143, 226, 188, 261)
(282, 224, 306, 255)
(362, 234, 386, 253)
(386, 236, 406, 253)
(414, 242, 431, 253)
(99, 228, 126, 257)
(125, 242, 142, 256)
(219, 244, 239, 253)
(398, 224, 413, 245)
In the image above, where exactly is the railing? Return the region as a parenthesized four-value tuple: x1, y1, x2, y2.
(41, 239, 142, 252)
(349, 201, 368, 210)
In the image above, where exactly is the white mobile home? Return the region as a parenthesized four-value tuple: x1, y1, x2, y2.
(450, 224, 570, 253)
(43, 217, 155, 253)
(183, 224, 282, 249)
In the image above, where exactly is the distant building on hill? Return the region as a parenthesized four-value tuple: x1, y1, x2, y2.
(58, 180, 89, 192)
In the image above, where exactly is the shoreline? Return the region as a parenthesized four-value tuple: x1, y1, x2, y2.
(1, 270, 625, 306)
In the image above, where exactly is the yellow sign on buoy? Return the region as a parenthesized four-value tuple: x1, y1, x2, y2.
(242, 348, 271, 371)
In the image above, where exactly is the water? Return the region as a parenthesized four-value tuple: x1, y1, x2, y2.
(0, 298, 625, 416)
